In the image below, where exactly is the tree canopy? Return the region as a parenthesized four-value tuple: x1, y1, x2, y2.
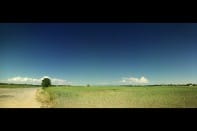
(41, 78, 51, 88)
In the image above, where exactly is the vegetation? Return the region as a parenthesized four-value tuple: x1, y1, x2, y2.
(38, 85, 197, 108)
(41, 78, 51, 88)
(0, 84, 40, 88)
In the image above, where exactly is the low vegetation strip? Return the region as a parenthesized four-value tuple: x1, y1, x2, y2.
(36, 88, 53, 108)
(0, 84, 40, 88)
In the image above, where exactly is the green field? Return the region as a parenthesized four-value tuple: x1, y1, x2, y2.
(39, 86, 197, 108)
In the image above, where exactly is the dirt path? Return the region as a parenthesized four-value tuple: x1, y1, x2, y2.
(0, 88, 41, 108)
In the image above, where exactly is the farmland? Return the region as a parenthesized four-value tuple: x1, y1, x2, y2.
(38, 85, 197, 108)
(1, 84, 197, 108)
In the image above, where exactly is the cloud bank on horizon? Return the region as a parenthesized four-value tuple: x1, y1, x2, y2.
(0, 75, 149, 85)
(121, 76, 149, 84)
(1, 76, 72, 85)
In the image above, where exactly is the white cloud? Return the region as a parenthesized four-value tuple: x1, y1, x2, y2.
(5, 76, 72, 85)
(7, 76, 41, 84)
(121, 76, 149, 84)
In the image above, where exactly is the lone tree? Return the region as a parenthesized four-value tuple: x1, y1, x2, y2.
(41, 78, 51, 88)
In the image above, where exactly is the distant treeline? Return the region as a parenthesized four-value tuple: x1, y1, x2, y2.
(1, 83, 197, 87)
(0, 83, 40, 87)
(52, 85, 72, 87)
(120, 83, 197, 87)
(0, 83, 72, 87)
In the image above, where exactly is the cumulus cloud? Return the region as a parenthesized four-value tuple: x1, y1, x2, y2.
(5, 76, 72, 85)
(121, 76, 149, 84)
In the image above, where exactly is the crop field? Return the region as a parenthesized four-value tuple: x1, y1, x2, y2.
(39, 86, 197, 108)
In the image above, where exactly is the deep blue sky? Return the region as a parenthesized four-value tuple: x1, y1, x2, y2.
(0, 23, 197, 85)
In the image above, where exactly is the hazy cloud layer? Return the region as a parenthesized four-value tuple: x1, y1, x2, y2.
(121, 76, 149, 84)
(4, 76, 72, 85)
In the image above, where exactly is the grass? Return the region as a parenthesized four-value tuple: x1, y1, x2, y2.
(39, 86, 197, 108)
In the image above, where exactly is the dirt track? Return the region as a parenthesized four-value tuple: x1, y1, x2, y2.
(0, 88, 41, 108)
